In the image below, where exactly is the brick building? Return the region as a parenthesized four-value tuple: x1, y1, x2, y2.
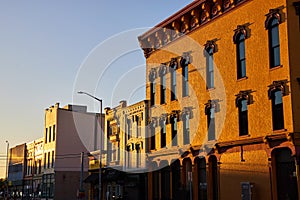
(138, 0, 300, 199)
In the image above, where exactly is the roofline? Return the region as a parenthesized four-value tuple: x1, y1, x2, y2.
(138, 0, 204, 40)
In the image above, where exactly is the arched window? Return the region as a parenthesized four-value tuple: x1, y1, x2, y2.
(182, 63, 189, 97)
(160, 118, 166, 148)
(205, 101, 216, 141)
(160, 73, 166, 104)
(237, 98, 248, 136)
(205, 47, 214, 89)
(268, 17, 281, 68)
(181, 53, 190, 97)
(236, 33, 246, 79)
(150, 81, 156, 106)
(171, 115, 178, 146)
(271, 89, 284, 130)
(183, 113, 190, 145)
(170, 60, 177, 100)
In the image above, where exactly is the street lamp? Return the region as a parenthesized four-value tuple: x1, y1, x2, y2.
(5, 141, 9, 200)
(77, 91, 103, 200)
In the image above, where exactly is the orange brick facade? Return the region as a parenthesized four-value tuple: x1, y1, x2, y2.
(139, 0, 300, 199)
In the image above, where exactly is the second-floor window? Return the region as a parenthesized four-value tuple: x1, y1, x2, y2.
(206, 47, 214, 89)
(52, 125, 56, 141)
(171, 116, 178, 146)
(183, 113, 190, 145)
(45, 128, 48, 144)
(271, 89, 284, 130)
(207, 106, 215, 141)
(160, 119, 166, 148)
(237, 98, 248, 136)
(182, 63, 189, 97)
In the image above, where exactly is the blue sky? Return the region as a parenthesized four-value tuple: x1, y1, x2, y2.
(0, 1, 193, 178)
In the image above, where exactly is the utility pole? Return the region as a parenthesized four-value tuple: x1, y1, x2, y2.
(78, 152, 85, 199)
(5, 141, 9, 200)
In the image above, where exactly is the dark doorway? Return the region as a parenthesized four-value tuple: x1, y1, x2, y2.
(274, 148, 298, 200)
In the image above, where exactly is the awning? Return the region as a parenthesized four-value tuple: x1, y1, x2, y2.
(84, 173, 98, 183)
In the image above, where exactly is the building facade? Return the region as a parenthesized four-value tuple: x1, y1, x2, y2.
(7, 143, 26, 198)
(41, 103, 100, 200)
(138, 0, 300, 199)
(87, 100, 149, 200)
(23, 137, 44, 198)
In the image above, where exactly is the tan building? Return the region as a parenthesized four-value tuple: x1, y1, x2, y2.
(87, 100, 149, 200)
(138, 0, 300, 199)
(42, 103, 101, 200)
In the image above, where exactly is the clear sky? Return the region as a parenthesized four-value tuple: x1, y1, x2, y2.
(0, 1, 193, 178)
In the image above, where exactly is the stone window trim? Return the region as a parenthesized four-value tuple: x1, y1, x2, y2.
(182, 107, 194, 119)
(180, 51, 192, 67)
(159, 64, 168, 77)
(264, 6, 285, 29)
(149, 68, 158, 82)
(233, 23, 252, 44)
(169, 58, 179, 70)
(235, 90, 254, 107)
(204, 39, 219, 55)
(205, 100, 220, 115)
(267, 80, 289, 99)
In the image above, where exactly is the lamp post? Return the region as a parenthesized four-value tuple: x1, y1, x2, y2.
(78, 91, 103, 200)
(5, 141, 9, 200)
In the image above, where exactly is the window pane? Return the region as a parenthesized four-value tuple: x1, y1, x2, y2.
(271, 25, 279, 47)
(275, 90, 283, 105)
(273, 46, 281, 67)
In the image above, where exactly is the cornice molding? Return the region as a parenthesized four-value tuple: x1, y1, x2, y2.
(138, 0, 249, 58)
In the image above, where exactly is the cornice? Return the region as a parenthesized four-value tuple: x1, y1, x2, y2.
(138, 0, 250, 58)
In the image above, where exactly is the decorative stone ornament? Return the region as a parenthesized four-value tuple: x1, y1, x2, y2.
(149, 68, 157, 82)
(265, 6, 285, 29)
(159, 64, 168, 76)
(233, 23, 252, 44)
(235, 90, 254, 107)
(204, 39, 219, 54)
(180, 51, 192, 67)
(268, 80, 289, 99)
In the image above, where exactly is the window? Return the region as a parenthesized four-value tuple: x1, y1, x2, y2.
(271, 89, 284, 130)
(136, 116, 142, 137)
(136, 144, 141, 168)
(127, 119, 132, 140)
(268, 17, 281, 68)
(150, 123, 156, 150)
(238, 98, 248, 136)
(48, 126, 52, 143)
(51, 151, 54, 168)
(45, 128, 48, 144)
(206, 47, 214, 88)
(107, 120, 112, 138)
(44, 153, 47, 169)
(170, 63, 177, 100)
(52, 125, 55, 141)
(171, 116, 178, 146)
(160, 73, 166, 104)
(236, 33, 246, 79)
(47, 152, 51, 168)
(183, 113, 190, 145)
(160, 119, 166, 148)
(150, 81, 156, 106)
(207, 106, 215, 141)
(182, 63, 189, 97)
